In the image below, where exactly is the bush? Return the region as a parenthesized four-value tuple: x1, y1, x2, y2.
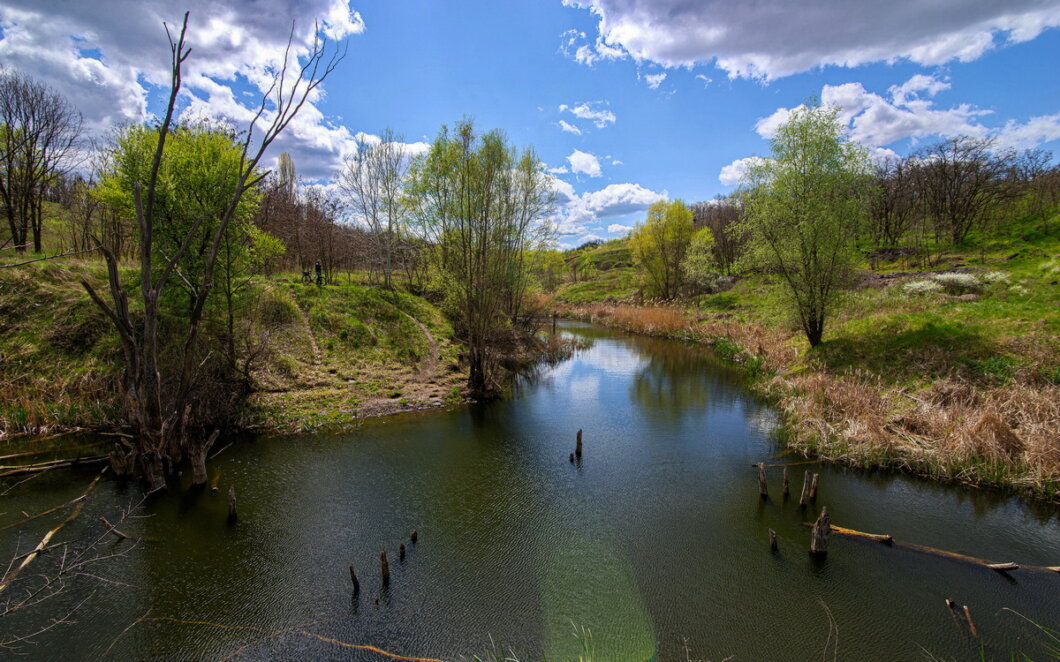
(932, 272, 981, 294)
(904, 279, 943, 295)
(980, 271, 1009, 284)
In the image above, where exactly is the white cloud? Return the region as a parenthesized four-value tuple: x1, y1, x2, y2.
(607, 223, 632, 234)
(994, 113, 1060, 151)
(562, 0, 1060, 80)
(576, 233, 604, 243)
(559, 100, 616, 128)
(757, 74, 1002, 149)
(567, 149, 603, 177)
(611, 159, 623, 166)
(644, 72, 667, 89)
(696, 74, 712, 87)
(555, 182, 668, 236)
(719, 156, 768, 186)
(557, 119, 583, 135)
(0, 0, 366, 179)
(547, 165, 570, 175)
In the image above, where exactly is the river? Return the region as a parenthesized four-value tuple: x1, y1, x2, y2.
(1, 322, 1057, 660)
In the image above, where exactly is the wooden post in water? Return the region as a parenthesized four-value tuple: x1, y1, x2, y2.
(399, 543, 406, 561)
(552, 312, 557, 335)
(810, 507, 831, 556)
(575, 429, 583, 459)
(782, 467, 790, 498)
(757, 462, 768, 498)
(380, 550, 390, 585)
(349, 565, 360, 595)
(799, 471, 811, 507)
(809, 473, 820, 502)
(410, 530, 418, 544)
(569, 452, 574, 464)
(769, 529, 778, 551)
(227, 486, 237, 524)
(963, 605, 978, 638)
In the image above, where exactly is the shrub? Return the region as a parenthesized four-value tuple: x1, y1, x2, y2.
(932, 272, 981, 294)
(904, 279, 943, 295)
(980, 271, 1009, 284)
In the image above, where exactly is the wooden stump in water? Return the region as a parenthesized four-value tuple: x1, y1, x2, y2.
(569, 452, 574, 464)
(799, 471, 811, 507)
(380, 550, 390, 585)
(349, 565, 360, 595)
(227, 486, 237, 524)
(810, 507, 830, 556)
(399, 543, 406, 561)
(769, 529, 778, 551)
(575, 429, 583, 459)
(410, 530, 418, 544)
(190, 429, 220, 486)
(757, 462, 768, 498)
(782, 467, 790, 498)
(809, 473, 820, 502)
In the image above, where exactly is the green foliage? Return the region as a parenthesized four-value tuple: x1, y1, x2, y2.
(682, 227, 721, 292)
(630, 199, 695, 299)
(738, 103, 871, 346)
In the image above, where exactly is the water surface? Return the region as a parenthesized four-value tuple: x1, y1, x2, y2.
(2, 322, 1058, 660)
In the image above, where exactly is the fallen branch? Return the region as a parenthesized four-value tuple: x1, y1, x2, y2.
(0, 469, 105, 594)
(0, 493, 91, 531)
(0, 455, 108, 477)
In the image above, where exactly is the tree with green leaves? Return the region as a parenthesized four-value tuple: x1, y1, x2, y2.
(737, 103, 870, 347)
(629, 199, 694, 299)
(682, 227, 721, 292)
(408, 120, 554, 397)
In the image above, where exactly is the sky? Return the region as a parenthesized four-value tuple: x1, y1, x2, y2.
(3, 0, 1060, 247)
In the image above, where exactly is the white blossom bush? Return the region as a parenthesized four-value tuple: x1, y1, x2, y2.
(932, 272, 981, 294)
(981, 271, 1009, 284)
(904, 279, 943, 295)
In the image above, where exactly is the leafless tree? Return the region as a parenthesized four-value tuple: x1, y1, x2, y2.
(81, 13, 345, 491)
(340, 129, 414, 289)
(911, 136, 1016, 245)
(692, 196, 747, 275)
(0, 71, 83, 253)
(867, 155, 918, 250)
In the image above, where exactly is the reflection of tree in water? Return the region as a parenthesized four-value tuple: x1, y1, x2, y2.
(625, 334, 755, 421)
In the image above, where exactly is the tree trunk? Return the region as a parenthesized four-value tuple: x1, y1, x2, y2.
(189, 430, 220, 486)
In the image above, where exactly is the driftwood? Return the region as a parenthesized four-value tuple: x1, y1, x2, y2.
(0, 455, 107, 478)
(802, 522, 893, 544)
(0, 441, 106, 462)
(799, 470, 811, 507)
(963, 605, 978, 638)
(210, 470, 222, 494)
(769, 529, 778, 551)
(782, 467, 789, 498)
(809, 473, 819, 502)
(757, 462, 768, 498)
(0, 469, 105, 594)
(0, 492, 92, 531)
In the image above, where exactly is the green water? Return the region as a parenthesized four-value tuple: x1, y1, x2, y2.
(1, 322, 1057, 661)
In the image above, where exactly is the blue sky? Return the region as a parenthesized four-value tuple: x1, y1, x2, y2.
(3, 0, 1060, 247)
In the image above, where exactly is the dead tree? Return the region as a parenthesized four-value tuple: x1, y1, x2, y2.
(81, 13, 345, 490)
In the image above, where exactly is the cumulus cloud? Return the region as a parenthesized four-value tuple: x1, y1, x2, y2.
(557, 119, 583, 135)
(643, 72, 667, 89)
(567, 149, 603, 177)
(756, 73, 1059, 151)
(719, 156, 768, 186)
(607, 223, 633, 235)
(562, 0, 1060, 80)
(696, 74, 713, 87)
(0, 0, 365, 179)
(555, 182, 668, 236)
(559, 101, 616, 129)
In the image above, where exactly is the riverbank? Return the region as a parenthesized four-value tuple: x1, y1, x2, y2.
(0, 258, 468, 439)
(553, 297, 1059, 502)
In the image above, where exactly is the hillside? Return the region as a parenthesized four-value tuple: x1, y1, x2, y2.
(0, 259, 464, 437)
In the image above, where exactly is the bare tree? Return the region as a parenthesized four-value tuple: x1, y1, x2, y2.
(868, 155, 918, 250)
(911, 137, 1015, 246)
(340, 129, 414, 289)
(81, 13, 345, 491)
(692, 196, 747, 275)
(0, 71, 83, 253)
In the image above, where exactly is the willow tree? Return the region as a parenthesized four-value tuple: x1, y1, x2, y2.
(408, 120, 554, 397)
(630, 199, 694, 299)
(738, 103, 870, 347)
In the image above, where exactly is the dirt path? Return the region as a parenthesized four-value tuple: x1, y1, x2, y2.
(399, 310, 439, 378)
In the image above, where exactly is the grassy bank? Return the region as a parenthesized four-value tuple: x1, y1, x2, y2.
(552, 219, 1060, 501)
(0, 257, 465, 438)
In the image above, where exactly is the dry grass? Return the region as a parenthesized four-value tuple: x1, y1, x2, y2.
(557, 302, 1060, 500)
